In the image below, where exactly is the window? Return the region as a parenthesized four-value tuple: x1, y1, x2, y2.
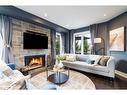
(73, 31, 92, 54)
(56, 33, 62, 55)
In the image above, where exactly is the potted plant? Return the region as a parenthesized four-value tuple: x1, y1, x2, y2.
(54, 55, 66, 70)
(56, 55, 66, 63)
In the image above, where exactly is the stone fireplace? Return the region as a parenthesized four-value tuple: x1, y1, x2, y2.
(24, 55, 45, 67)
(11, 18, 51, 69)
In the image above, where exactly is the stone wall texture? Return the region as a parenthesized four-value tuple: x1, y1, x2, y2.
(12, 18, 51, 69)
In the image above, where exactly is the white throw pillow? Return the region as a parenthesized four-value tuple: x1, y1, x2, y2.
(66, 55, 76, 62)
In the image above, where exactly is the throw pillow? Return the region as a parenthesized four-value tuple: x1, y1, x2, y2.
(0, 60, 14, 77)
(86, 59, 95, 64)
(98, 56, 110, 66)
(94, 56, 102, 65)
(66, 55, 76, 62)
(3, 67, 14, 77)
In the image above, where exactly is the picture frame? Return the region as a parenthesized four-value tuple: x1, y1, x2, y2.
(109, 26, 125, 51)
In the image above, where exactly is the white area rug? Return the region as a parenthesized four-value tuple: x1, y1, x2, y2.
(27, 70, 96, 90)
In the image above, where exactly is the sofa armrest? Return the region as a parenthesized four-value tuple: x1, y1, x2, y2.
(107, 57, 115, 75)
(107, 57, 115, 68)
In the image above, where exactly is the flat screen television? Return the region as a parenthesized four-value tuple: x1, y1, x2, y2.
(23, 31, 48, 49)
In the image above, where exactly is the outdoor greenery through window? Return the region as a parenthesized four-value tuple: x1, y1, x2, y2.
(74, 31, 92, 54)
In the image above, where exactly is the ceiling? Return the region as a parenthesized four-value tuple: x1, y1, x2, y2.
(16, 6, 127, 29)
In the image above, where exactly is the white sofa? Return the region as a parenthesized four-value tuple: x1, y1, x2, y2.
(0, 60, 30, 90)
(61, 54, 115, 78)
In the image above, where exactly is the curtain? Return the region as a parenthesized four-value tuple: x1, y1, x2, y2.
(90, 24, 98, 54)
(0, 15, 14, 63)
(50, 29, 56, 65)
(69, 31, 74, 53)
(90, 23, 108, 55)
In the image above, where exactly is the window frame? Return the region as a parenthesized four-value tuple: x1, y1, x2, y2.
(73, 31, 91, 55)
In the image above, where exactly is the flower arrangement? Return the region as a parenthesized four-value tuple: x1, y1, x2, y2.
(53, 55, 65, 71)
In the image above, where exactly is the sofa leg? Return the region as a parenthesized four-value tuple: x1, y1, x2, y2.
(109, 77, 114, 81)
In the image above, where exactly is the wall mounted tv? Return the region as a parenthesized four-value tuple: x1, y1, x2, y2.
(23, 31, 48, 49)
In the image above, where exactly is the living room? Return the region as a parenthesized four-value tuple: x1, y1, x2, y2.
(0, 4, 127, 93)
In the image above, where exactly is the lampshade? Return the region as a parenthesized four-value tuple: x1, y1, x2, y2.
(94, 38, 102, 43)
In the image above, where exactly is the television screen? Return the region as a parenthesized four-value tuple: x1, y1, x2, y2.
(23, 32, 48, 49)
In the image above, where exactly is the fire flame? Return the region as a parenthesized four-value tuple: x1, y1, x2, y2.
(29, 57, 43, 66)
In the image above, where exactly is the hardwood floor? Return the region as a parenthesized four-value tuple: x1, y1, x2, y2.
(76, 70, 127, 89)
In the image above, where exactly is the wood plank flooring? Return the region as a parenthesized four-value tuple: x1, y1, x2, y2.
(77, 70, 127, 89)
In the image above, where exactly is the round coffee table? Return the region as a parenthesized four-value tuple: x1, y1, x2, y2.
(46, 67, 69, 85)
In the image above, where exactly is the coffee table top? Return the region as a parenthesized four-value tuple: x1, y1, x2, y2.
(47, 72, 69, 85)
(46, 66, 69, 85)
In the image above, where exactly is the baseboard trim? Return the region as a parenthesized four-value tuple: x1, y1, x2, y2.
(115, 70, 127, 79)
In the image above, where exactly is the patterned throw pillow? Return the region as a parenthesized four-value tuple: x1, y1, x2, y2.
(98, 56, 110, 66)
(0, 60, 14, 77)
(3, 67, 14, 77)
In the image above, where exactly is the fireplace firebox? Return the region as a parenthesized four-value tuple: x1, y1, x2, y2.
(20, 55, 45, 75)
(24, 55, 45, 67)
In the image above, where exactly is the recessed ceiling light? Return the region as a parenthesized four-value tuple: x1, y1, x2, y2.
(44, 13, 47, 17)
(103, 14, 107, 17)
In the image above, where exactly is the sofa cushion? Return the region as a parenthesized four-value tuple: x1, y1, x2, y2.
(0, 77, 25, 90)
(0, 78, 13, 90)
(76, 55, 89, 62)
(62, 61, 109, 73)
(89, 65, 109, 73)
(98, 56, 110, 66)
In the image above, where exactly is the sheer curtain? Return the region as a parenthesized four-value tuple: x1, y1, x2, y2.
(0, 15, 14, 63)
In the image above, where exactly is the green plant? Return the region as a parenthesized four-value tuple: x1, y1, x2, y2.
(56, 55, 66, 62)
(83, 39, 89, 54)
